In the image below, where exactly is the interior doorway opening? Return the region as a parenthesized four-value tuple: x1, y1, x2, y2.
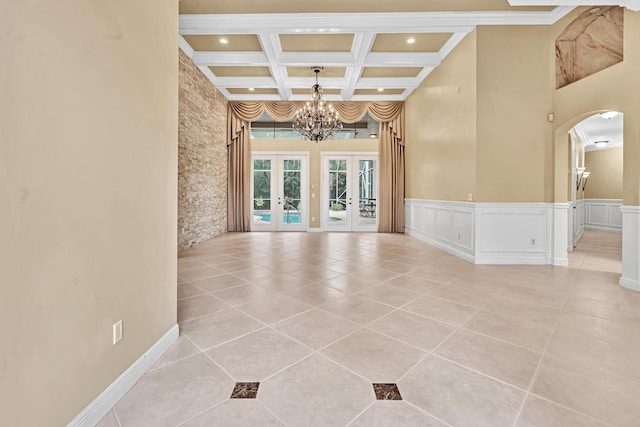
(567, 111, 623, 274)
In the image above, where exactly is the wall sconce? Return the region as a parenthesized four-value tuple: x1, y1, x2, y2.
(581, 171, 591, 192)
(576, 167, 585, 191)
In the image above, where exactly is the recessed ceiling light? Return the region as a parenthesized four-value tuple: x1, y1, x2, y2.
(407, 37, 416, 44)
(248, 88, 255, 91)
(594, 140, 609, 148)
(219, 38, 228, 44)
(600, 111, 619, 119)
(378, 88, 384, 92)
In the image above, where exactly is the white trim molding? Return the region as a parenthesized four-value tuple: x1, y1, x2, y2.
(67, 325, 179, 427)
(405, 199, 569, 266)
(509, 1, 640, 12)
(620, 205, 640, 291)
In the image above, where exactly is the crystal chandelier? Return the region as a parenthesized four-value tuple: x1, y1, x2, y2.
(293, 67, 343, 142)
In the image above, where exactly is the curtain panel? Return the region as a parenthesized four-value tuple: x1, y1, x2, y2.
(226, 101, 405, 233)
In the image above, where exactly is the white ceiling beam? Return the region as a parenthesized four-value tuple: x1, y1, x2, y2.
(197, 65, 218, 85)
(356, 77, 420, 88)
(191, 51, 269, 66)
(179, 11, 560, 35)
(285, 77, 349, 88)
(258, 33, 288, 100)
(290, 94, 343, 102)
(178, 36, 194, 58)
(343, 32, 376, 101)
(277, 52, 356, 66)
(364, 52, 441, 67)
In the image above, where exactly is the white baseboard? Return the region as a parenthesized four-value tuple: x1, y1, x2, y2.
(308, 227, 322, 232)
(475, 254, 550, 265)
(405, 227, 474, 263)
(620, 276, 639, 291)
(585, 225, 622, 233)
(554, 257, 570, 266)
(67, 324, 179, 427)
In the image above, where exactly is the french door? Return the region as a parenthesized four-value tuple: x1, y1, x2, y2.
(251, 153, 308, 231)
(322, 154, 378, 232)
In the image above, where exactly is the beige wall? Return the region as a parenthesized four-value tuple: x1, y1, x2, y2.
(251, 138, 378, 228)
(585, 147, 624, 199)
(475, 26, 553, 202)
(178, 50, 228, 251)
(0, 1, 178, 425)
(553, 8, 640, 205)
(405, 26, 554, 203)
(405, 31, 477, 201)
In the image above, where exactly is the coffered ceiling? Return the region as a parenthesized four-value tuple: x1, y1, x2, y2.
(177, 1, 638, 101)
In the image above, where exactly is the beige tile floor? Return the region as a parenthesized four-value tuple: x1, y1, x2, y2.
(98, 229, 640, 427)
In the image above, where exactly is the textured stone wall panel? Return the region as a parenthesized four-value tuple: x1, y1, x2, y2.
(178, 50, 228, 251)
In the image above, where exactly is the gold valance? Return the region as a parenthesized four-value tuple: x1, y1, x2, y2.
(229, 101, 404, 125)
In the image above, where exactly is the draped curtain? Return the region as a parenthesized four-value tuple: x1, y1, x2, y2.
(227, 101, 405, 232)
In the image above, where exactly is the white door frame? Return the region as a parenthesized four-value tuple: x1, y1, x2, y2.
(250, 152, 310, 232)
(320, 152, 379, 232)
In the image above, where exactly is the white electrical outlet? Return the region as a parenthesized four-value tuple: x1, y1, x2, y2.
(467, 193, 473, 201)
(312, 216, 315, 222)
(113, 320, 123, 345)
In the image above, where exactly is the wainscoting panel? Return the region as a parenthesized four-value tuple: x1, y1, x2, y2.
(585, 199, 622, 231)
(435, 209, 452, 241)
(404, 200, 474, 262)
(405, 199, 567, 265)
(475, 204, 550, 265)
(453, 211, 474, 251)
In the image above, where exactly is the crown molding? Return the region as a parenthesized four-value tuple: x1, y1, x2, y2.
(510, 1, 639, 12)
(179, 10, 566, 35)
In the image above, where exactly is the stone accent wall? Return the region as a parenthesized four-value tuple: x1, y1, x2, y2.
(178, 50, 228, 251)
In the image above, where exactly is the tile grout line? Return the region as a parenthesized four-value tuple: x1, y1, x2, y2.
(175, 398, 231, 427)
(344, 400, 377, 427)
(172, 232, 623, 427)
(402, 400, 455, 427)
(255, 398, 289, 427)
(510, 263, 590, 427)
(112, 408, 123, 427)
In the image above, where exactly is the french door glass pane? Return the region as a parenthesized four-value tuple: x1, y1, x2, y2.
(253, 159, 271, 225)
(328, 159, 348, 225)
(358, 160, 377, 225)
(282, 159, 302, 225)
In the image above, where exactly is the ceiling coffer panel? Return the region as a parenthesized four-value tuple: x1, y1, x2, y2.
(371, 33, 453, 52)
(183, 34, 262, 52)
(209, 66, 272, 77)
(279, 34, 355, 53)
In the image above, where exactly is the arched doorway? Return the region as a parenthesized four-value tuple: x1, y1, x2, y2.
(552, 110, 637, 291)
